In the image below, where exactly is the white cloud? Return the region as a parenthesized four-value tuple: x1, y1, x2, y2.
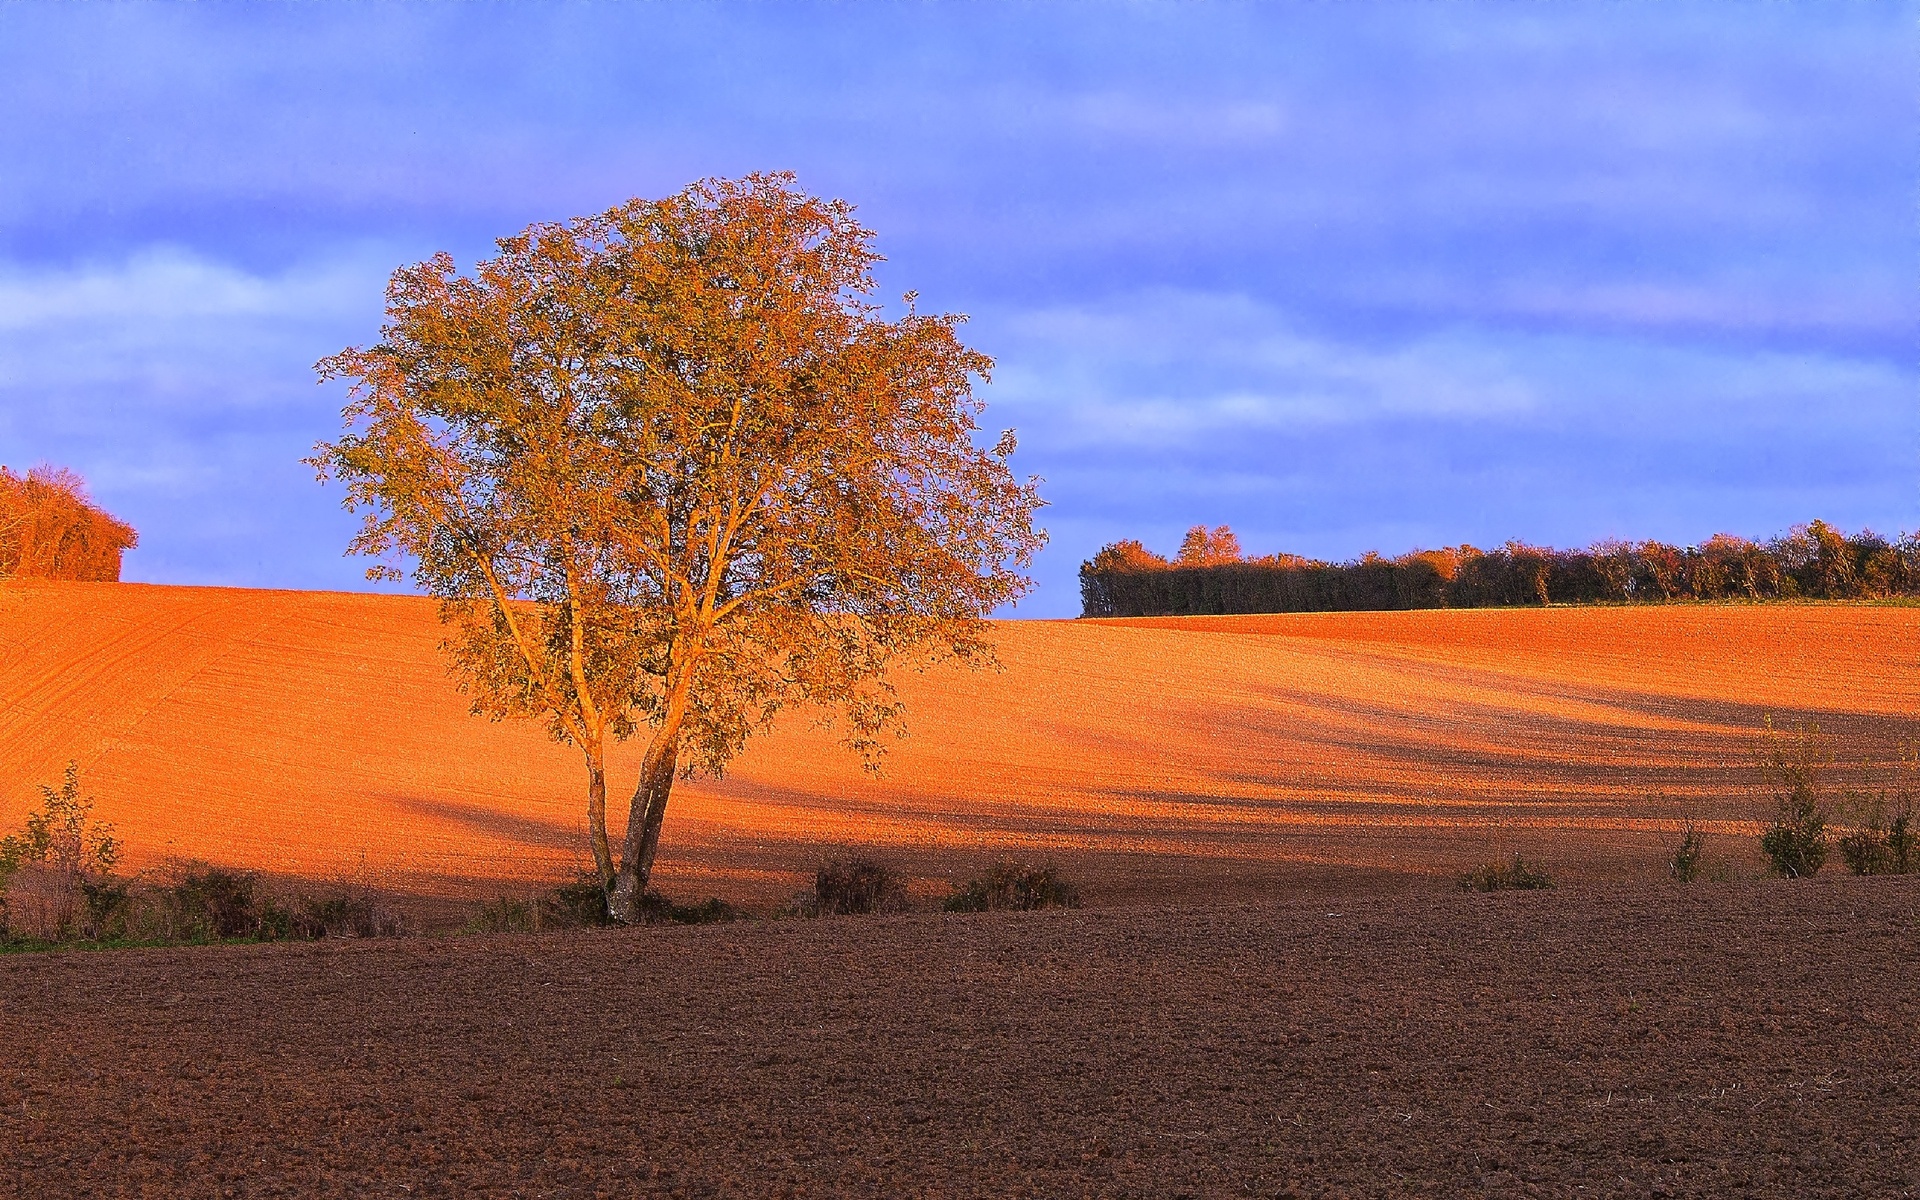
(0, 247, 391, 403)
(985, 290, 1544, 447)
(0, 247, 371, 328)
(977, 288, 1915, 464)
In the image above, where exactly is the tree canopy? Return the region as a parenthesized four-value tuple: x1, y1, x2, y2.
(313, 173, 1045, 919)
(0, 466, 138, 582)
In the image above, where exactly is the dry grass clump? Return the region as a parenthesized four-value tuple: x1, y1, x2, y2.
(1457, 855, 1554, 893)
(468, 874, 602, 933)
(807, 858, 907, 916)
(944, 861, 1081, 912)
(466, 895, 541, 934)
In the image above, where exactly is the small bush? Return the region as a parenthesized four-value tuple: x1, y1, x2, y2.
(295, 891, 404, 938)
(0, 762, 121, 940)
(812, 858, 906, 915)
(166, 867, 263, 939)
(255, 901, 299, 942)
(1669, 823, 1707, 883)
(1838, 808, 1917, 876)
(1760, 816, 1827, 878)
(80, 877, 132, 937)
(1457, 854, 1554, 892)
(1754, 719, 1833, 878)
(945, 861, 1082, 912)
(543, 873, 614, 928)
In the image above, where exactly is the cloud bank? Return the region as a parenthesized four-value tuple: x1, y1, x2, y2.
(0, 2, 1911, 614)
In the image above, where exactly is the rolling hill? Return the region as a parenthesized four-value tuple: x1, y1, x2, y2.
(2, 580, 1914, 904)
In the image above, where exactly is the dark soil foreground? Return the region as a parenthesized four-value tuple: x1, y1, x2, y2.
(4, 879, 1919, 1199)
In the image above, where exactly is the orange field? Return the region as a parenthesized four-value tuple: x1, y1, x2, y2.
(1, 580, 1915, 905)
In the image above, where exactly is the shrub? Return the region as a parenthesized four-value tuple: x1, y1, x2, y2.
(1838, 808, 1917, 876)
(156, 867, 260, 939)
(1760, 817, 1827, 879)
(80, 877, 132, 938)
(149, 866, 322, 942)
(812, 858, 906, 915)
(1457, 854, 1554, 892)
(1669, 823, 1707, 883)
(0, 762, 120, 941)
(295, 891, 404, 938)
(1754, 719, 1831, 878)
(945, 861, 1082, 912)
(542, 873, 614, 928)
(255, 901, 299, 942)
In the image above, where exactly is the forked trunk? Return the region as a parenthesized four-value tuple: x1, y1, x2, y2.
(610, 730, 682, 923)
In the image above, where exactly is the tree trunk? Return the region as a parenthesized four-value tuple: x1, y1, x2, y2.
(610, 730, 681, 923)
(584, 744, 615, 894)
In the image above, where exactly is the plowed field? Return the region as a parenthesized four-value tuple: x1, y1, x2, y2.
(2, 581, 1915, 904)
(5, 880, 1919, 1197)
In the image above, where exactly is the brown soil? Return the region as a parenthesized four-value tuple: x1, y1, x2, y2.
(3, 582, 1916, 908)
(5, 877, 1919, 1197)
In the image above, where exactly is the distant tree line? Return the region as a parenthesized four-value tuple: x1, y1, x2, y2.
(1079, 521, 1920, 618)
(0, 466, 138, 582)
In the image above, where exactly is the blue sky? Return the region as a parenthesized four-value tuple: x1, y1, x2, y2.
(0, 2, 1913, 617)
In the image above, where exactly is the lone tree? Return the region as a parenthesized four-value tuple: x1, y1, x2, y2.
(313, 174, 1045, 920)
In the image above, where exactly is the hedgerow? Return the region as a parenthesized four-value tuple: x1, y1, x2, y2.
(1081, 521, 1920, 617)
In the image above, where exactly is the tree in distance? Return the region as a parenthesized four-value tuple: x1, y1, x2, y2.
(0, 465, 138, 581)
(312, 173, 1046, 921)
(1177, 523, 1241, 566)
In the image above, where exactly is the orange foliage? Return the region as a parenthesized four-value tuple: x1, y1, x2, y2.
(1086, 539, 1168, 573)
(1404, 547, 1464, 582)
(1178, 523, 1242, 566)
(0, 466, 137, 582)
(313, 173, 1044, 919)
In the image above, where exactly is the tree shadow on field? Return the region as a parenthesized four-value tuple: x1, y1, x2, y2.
(385, 794, 584, 853)
(1209, 666, 1911, 805)
(637, 797, 1442, 907)
(680, 777, 1438, 866)
(680, 776, 1282, 845)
